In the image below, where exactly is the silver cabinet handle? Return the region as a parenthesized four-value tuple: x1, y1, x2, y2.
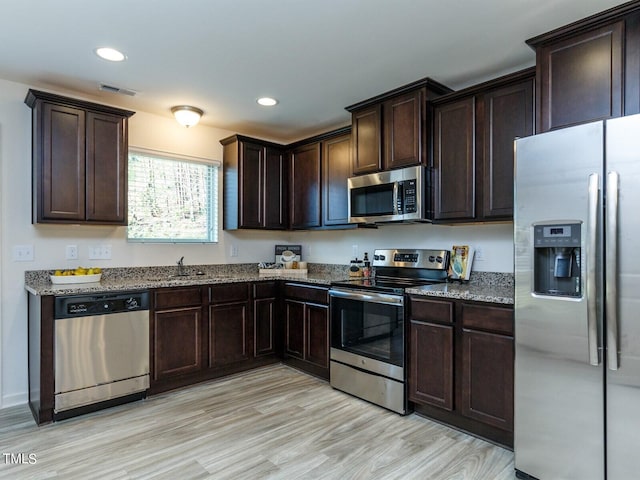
(606, 171, 620, 370)
(587, 173, 601, 366)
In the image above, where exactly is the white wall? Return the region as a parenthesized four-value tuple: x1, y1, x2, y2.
(0, 77, 514, 408)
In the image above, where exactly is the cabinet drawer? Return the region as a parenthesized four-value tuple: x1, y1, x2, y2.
(461, 303, 513, 336)
(154, 287, 202, 310)
(409, 297, 454, 324)
(283, 283, 328, 305)
(254, 281, 277, 299)
(210, 283, 249, 304)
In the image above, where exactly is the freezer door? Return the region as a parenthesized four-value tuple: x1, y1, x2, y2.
(514, 121, 605, 480)
(604, 113, 640, 480)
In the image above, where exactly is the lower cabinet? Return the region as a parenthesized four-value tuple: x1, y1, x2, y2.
(408, 295, 514, 447)
(283, 282, 330, 379)
(152, 287, 204, 383)
(209, 283, 251, 367)
(253, 282, 277, 357)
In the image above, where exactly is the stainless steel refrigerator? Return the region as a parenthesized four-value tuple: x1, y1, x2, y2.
(514, 114, 640, 480)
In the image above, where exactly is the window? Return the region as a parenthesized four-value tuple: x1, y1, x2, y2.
(127, 148, 219, 243)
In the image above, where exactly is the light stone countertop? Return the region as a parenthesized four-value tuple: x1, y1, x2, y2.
(24, 264, 514, 304)
(406, 282, 514, 305)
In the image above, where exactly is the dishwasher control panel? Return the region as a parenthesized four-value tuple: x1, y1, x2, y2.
(55, 291, 150, 318)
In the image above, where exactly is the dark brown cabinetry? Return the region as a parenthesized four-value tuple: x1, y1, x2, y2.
(208, 283, 251, 368)
(254, 282, 277, 357)
(431, 69, 534, 222)
(528, 2, 640, 132)
(409, 297, 454, 410)
(290, 142, 322, 229)
(408, 295, 514, 447)
(221, 135, 287, 230)
(282, 282, 330, 379)
(322, 133, 352, 226)
(346, 78, 451, 175)
(25, 89, 134, 225)
(152, 287, 204, 382)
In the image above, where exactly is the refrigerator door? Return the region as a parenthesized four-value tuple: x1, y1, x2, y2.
(514, 121, 605, 480)
(604, 113, 640, 480)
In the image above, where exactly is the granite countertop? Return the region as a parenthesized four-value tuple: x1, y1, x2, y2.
(24, 264, 350, 297)
(24, 264, 514, 304)
(406, 281, 514, 305)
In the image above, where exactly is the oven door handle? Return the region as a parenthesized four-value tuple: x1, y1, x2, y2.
(329, 288, 403, 306)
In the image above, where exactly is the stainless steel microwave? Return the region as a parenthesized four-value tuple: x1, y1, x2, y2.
(348, 165, 428, 224)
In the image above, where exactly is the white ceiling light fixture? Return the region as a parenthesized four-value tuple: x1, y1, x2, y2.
(95, 47, 126, 62)
(257, 97, 278, 106)
(171, 105, 204, 128)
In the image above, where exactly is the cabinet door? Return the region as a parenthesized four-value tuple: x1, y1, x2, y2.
(239, 141, 264, 228)
(254, 297, 275, 356)
(537, 21, 623, 132)
(305, 303, 329, 369)
(409, 320, 454, 410)
(461, 328, 514, 431)
(209, 302, 250, 367)
(290, 143, 321, 228)
(40, 102, 86, 221)
(351, 105, 382, 174)
(384, 90, 423, 169)
(263, 147, 287, 229)
(153, 306, 202, 380)
(322, 134, 352, 226)
(433, 97, 475, 220)
(85, 111, 127, 224)
(482, 79, 534, 219)
(284, 299, 305, 359)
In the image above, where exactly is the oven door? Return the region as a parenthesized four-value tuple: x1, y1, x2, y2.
(329, 288, 404, 369)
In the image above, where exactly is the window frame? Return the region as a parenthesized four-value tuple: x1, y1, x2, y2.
(127, 146, 221, 244)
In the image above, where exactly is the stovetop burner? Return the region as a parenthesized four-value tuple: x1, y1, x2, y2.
(331, 248, 450, 294)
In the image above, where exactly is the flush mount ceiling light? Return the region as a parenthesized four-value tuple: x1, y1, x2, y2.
(171, 105, 204, 128)
(257, 97, 278, 106)
(94, 47, 126, 62)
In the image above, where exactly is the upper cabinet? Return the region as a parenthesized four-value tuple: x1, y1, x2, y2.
(431, 68, 534, 222)
(221, 135, 287, 230)
(528, 2, 640, 132)
(222, 127, 352, 231)
(346, 78, 452, 175)
(25, 89, 134, 225)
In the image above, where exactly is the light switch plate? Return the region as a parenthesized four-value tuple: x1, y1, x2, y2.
(88, 245, 112, 260)
(13, 245, 34, 261)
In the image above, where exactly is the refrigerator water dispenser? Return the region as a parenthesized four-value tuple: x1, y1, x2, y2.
(533, 223, 582, 297)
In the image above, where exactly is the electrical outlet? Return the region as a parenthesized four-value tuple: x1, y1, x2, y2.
(13, 245, 34, 262)
(475, 247, 485, 261)
(230, 244, 239, 257)
(89, 245, 112, 260)
(65, 245, 78, 260)
(352, 244, 358, 258)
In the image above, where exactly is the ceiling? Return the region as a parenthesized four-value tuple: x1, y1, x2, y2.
(0, 0, 630, 143)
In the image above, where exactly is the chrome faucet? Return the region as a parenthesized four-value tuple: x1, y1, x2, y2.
(177, 256, 186, 276)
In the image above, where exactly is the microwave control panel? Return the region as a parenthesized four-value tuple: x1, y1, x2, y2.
(400, 179, 417, 213)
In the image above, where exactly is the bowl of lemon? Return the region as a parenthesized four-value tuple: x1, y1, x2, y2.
(50, 267, 102, 284)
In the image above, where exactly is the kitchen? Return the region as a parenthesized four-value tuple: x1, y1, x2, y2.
(0, 0, 637, 478)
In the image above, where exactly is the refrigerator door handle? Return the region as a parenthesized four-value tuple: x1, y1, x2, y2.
(606, 171, 620, 370)
(587, 173, 601, 366)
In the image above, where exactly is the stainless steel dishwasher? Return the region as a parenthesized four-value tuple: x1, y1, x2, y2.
(54, 291, 150, 418)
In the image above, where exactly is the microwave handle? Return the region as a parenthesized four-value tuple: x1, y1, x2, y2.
(393, 182, 400, 215)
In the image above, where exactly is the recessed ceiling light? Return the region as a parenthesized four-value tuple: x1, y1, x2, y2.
(95, 47, 126, 62)
(257, 97, 278, 106)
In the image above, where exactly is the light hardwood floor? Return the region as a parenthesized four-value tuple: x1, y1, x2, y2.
(0, 365, 515, 479)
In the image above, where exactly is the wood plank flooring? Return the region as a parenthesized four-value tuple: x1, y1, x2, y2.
(0, 365, 515, 479)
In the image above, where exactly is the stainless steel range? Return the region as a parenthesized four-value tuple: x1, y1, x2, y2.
(329, 248, 449, 414)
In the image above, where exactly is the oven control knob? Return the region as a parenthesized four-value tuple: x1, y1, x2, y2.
(374, 255, 380, 261)
(436, 256, 443, 263)
(379, 255, 386, 261)
(429, 255, 435, 262)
